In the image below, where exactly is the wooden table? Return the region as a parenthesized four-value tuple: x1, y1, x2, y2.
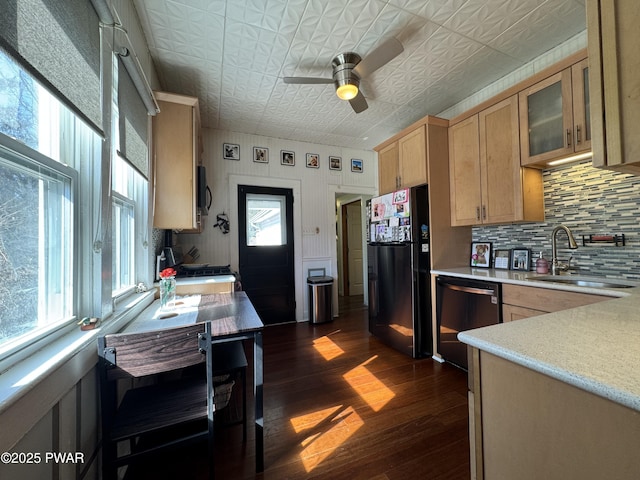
(121, 292, 264, 475)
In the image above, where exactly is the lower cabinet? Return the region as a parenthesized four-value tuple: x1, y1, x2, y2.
(468, 350, 640, 480)
(469, 283, 631, 480)
(501, 283, 610, 320)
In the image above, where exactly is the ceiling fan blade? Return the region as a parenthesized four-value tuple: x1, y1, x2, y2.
(349, 91, 368, 114)
(353, 37, 404, 78)
(283, 77, 333, 84)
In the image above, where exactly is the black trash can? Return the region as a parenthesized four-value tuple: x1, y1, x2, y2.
(307, 270, 333, 324)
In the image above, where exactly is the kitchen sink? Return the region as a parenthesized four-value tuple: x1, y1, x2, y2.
(526, 275, 637, 289)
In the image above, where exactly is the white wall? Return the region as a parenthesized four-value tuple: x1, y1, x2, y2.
(177, 128, 377, 321)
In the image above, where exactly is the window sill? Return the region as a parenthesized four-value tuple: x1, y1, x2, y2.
(0, 290, 155, 418)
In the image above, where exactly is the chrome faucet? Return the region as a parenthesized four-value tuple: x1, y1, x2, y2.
(551, 225, 579, 275)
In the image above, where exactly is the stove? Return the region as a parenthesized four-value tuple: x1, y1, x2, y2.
(176, 264, 233, 278)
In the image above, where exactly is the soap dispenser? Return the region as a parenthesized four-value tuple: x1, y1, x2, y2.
(536, 251, 549, 274)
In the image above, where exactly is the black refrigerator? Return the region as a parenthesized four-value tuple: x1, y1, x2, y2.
(367, 185, 431, 358)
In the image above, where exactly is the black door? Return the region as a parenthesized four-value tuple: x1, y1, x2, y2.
(238, 185, 295, 325)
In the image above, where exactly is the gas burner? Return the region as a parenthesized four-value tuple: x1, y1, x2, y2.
(176, 264, 233, 278)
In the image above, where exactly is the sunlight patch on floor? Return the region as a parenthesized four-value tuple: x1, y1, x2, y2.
(343, 356, 395, 412)
(290, 405, 343, 434)
(313, 335, 345, 361)
(291, 405, 364, 472)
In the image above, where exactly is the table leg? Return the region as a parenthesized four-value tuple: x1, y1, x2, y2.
(205, 326, 215, 480)
(254, 330, 264, 472)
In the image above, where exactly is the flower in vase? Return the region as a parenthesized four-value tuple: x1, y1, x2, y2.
(159, 267, 177, 279)
(159, 268, 177, 309)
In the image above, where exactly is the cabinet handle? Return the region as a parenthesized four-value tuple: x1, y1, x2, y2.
(482, 205, 486, 220)
(576, 125, 582, 144)
(566, 128, 572, 147)
(476, 207, 481, 221)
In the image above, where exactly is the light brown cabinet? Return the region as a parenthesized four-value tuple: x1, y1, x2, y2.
(501, 283, 610, 321)
(588, 0, 640, 174)
(377, 141, 399, 195)
(376, 125, 426, 194)
(152, 92, 202, 231)
(468, 349, 640, 480)
(519, 59, 591, 167)
(449, 96, 543, 226)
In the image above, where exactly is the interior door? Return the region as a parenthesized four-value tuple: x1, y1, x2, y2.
(345, 202, 363, 295)
(238, 185, 295, 325)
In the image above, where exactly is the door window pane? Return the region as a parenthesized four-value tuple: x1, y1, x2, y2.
(246, 193, 286, 246)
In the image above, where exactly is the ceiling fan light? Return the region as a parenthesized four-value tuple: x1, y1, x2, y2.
(336, 83, 359, 100)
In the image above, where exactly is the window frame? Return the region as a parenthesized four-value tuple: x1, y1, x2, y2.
(111, 190, 136, 297)
(0, 132, 79, 369)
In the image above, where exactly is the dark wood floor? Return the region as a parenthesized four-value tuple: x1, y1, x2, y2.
(128, 296, 470, 479)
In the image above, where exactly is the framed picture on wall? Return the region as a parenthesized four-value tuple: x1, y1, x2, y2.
(306, 153, 319, 168)
(351, 158, 363, 172)
(511, 248, 531, 271)
(223, 143, 240, 160)
(470, 242, 492, 268)
(494, 249, 511, 269)
(329, 156, 342, 170)
(281, 150, 295, 166)
(253, 147, 268, 163)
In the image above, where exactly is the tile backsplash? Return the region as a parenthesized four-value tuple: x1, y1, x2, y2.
(473, 160, 640, 279)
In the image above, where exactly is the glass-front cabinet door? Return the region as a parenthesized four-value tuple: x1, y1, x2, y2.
(519, 61, 591, 166)
(519, 69, 574, 165)
(571, 58, 591, 154)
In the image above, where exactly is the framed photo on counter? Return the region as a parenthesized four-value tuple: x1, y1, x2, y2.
(471, 242, 492, 268)
(494, 249, 511, 269)
(511, 248, 531, 271)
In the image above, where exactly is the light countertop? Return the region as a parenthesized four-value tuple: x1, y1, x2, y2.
(432, 267, 640, 412)
(174, 274, 236, 286)
(431, 266, 637, 297)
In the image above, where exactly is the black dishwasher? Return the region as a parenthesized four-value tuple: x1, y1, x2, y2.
(436, 276, 502, 370)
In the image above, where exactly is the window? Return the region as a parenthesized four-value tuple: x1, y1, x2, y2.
(112, 155, 146, 296)
(246, 193, 287, 246)
(0, 47, 95, 357)
(0, 10, 152, 371)
(111, 54, 149, 299)
(0, 134, 76, 349)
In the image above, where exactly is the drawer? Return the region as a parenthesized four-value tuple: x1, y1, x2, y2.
(502, 283, 610, 313)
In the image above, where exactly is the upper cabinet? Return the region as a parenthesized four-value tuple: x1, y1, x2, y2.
(587, 0, 640, 174)
(375, 125, 427, 194)
(378, 142, 399, 195)
(398, 126, 427, 189)
(519, 59, 591, 167)
(449, 96, 544, 226)
(152, 92, 202, 231)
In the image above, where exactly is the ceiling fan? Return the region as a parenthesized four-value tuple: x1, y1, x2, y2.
(283, 37, 404, 113)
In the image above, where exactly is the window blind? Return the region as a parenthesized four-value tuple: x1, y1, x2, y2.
(118, 57, 149, 179)
(0, 0, 102, 133)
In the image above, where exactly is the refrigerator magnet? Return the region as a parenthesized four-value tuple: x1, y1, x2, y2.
(393, 188, 409, 204)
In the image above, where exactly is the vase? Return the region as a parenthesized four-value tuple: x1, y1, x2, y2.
(159, 277, 176, 309)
